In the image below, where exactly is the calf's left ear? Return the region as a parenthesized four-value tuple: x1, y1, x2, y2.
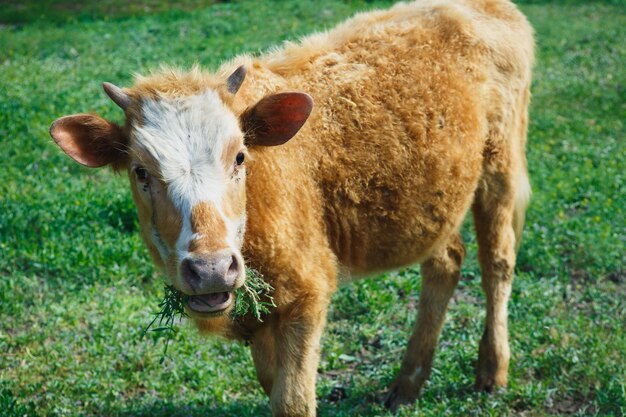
(241, 92, 313, 147)
(50, 114, 127, 168)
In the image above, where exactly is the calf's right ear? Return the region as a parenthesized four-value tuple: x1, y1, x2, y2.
(50, 114, 127, 168)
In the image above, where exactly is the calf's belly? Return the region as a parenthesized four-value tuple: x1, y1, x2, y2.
(323, 162, 480, 278)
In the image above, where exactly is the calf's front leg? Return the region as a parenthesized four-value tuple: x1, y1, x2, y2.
(254, 292, 330, 417)
(251, 324, 277, 397)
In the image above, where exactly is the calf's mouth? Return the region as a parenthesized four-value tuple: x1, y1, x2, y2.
(187, 291, 232, 314)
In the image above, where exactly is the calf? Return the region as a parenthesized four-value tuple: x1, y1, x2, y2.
(50, 0, 534, 415)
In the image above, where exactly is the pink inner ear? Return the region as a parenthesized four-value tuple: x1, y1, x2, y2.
(243, 92, 313, 147)
(50, 114, 122, 168)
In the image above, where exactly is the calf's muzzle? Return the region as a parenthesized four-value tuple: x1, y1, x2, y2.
(181, 250, 242, 295)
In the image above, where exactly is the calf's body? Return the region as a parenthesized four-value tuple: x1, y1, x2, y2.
(50, 0, 534, 415)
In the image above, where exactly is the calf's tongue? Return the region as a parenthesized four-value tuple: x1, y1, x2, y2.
(188, 292, 230, 313)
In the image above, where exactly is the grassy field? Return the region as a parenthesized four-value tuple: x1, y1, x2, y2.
(1, 0, 624, 416)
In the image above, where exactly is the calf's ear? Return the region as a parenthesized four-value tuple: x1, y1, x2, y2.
(49, 114, 127, 168)
(241, 92, 313, 147)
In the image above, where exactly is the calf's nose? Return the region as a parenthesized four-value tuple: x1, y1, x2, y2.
(181, 252, 241, 293)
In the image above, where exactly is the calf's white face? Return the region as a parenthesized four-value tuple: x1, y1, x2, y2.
(50, 66, 313, 317)
(129, 90, 248, 313)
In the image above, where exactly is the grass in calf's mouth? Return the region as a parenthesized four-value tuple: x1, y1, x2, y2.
(141, 268, 276, 362)
(231, 268, 277, 321)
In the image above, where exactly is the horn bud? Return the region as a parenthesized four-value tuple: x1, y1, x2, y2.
(226, 65, 247, 95)
(103, 82, 131, 110)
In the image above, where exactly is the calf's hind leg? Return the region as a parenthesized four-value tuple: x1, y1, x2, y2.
(472, 178, 521, 391)
(384, 234, 465, 412)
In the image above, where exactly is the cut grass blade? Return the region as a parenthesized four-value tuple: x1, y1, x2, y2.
(232, 268, 277, 321)
(141, 284, 188, 363)
(142, 268, 276, 362)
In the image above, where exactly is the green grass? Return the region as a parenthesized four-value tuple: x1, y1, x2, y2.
(0, 0, 221, 25)
(1, 0, 624, 416)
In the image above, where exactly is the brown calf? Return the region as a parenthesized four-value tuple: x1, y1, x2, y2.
(50, 0, 534, 415)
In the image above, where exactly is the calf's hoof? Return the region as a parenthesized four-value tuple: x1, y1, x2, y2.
(474, 371, 507, 393)
(383, 376, 423, 413)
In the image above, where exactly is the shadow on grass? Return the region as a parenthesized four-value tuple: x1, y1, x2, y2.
(100, 398, 271, 417)
(2, 379, 483, 417)
(315, 380, 482, 416)
(96, 379, 479, 417)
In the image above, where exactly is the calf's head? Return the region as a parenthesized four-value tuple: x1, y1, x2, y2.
(50, 66, 312, 317)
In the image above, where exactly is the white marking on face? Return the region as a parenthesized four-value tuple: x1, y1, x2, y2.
(132, 89, 244, 262)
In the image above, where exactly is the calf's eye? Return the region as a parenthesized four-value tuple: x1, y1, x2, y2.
(135, 167, 149, 182)
(235, 152, 245, 166)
